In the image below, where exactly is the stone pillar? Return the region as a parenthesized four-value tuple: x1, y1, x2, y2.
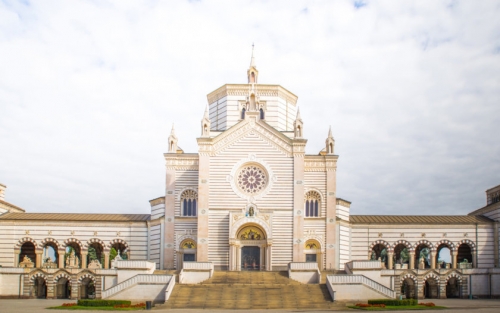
(430, 251, 436, 269)
(409, 252, 415, 269)
(228, 245, 234, 271)
(317, 252, 323, 270)
(14, 250, 20, 267)
(325, 157, 337, 268)
(104, 252, 110, 269)
(164, 160, 176, 269)
(35, 251, 42, 268)
(177, 252, 184, 270)
(439, 279, 447, 299)
(70, 280, 79, 300)
(266, 244, 272, 271)
(196, 151, 210, 262)
(292, 143, 305, 262)
(388, 252, 394, 270)
(417, 277, 424, 299)
(236, 245, 241, 271)
(452, 251, 458, 269)
(81, 252, 88, 269)
(472, 251, 477, 268)
(58, 251, 65, 268)
(260, 245, 265, 271)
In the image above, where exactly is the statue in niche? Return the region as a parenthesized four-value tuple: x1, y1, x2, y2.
(19, 255, 34, 268)
(370, 251, 377, 260)
(418, 256, 426, 269)
(88, 259, 102, 269)
(65, 250, 80, 269)
(42, 257, 57, 269)
(115, 250, 123, 261)
(248, 206, 255, 217)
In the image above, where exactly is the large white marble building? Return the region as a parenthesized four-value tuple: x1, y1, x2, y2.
(0, 53, 499, 301)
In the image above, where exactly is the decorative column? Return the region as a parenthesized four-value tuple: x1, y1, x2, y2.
(266, 244, 272, 271)
(35, 251, 43, 268)
(388, 252, 394, 270)
(196, 143, 211, 262)
(70, 279, 79, 300)
(452, 251, 458, 269)
(14, 250, 20, 267)
(58, 251, 65, 268)
(81, 252, 88, 269)
(260, 245, 265, 271)
(104, 252, 110, 269)
(472, 251, 477, 268)
(292, 142, 306, 262)
(430, 251, 436, 269)
(409, 252, 415, 269)
(236, 245, 241, 271)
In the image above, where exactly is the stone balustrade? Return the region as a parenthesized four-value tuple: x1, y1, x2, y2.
(102, 274, 172, 299)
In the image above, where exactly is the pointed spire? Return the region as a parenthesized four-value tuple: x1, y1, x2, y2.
(328, 125, 333, 138)
(325, 126, 335, 154)
(296, 107, 302, 121)
(247, 43, 259, 84)
(249, 43, 256, 68)
(203, 104, 209, 119)
(170, 123, 176, 136)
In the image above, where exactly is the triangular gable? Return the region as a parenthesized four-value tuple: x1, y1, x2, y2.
(208, 117, 293, 157)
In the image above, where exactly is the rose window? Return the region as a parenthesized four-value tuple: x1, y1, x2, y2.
(236, 164, 268, 195)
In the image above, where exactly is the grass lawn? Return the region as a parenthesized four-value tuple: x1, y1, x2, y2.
(348, 305, 447, 310)
(47, 306, 144, 311)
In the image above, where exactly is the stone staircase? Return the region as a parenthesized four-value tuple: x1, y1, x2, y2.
(163, 271, 346, 310)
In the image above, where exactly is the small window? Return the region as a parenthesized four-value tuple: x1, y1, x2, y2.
(181, 190, 198, 216)
(183, 254, 195, 262)
(241, 108, 246, 119)
(306, 254, 317, 262)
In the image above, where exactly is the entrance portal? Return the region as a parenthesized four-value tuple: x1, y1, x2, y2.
(241, 246, 260, 270)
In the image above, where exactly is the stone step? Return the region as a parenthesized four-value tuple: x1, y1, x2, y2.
(163, 271, 344, 309)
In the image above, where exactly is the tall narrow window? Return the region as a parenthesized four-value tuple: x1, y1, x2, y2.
(181, 190, 198, 217)
(241, 108, 246, 119)
(304, 191, 321, 217)
(260, 108, 265, 119)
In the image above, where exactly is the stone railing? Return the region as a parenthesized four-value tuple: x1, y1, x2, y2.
(327, 275, 395, 299)
(179, 262, 214, 284)
(111, 260, 156, 271)
(0, 267, 25, 273)
(288, 262, 320, 284)
(164, 275, 176, 301)
(345, 260, 383, 270)
(289, 262, 318, 270)
(102, 274, 172, 299)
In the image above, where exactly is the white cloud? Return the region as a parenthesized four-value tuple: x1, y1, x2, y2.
(0, 0, 499, 215)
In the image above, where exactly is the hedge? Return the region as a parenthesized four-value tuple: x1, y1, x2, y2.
(368, 299, 417, 306)
(77, 300, 132, 307)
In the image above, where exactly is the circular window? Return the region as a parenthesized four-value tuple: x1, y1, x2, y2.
(236, 164, 268, 195)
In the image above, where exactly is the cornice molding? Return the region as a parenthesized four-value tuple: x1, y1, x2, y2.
(207, 84, 298, 106)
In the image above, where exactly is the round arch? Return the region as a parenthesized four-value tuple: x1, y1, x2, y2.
(229, 221, 272, 272)
(435, 239, 456, 252)
(230, 217, 272, 240)
(109, 239, 129, 251)
(53, 271, 71, 283)
(435, 240, 455, 269)
(86, 238, 107, 251)
(392, 240, 413, 252)
(400, 273, 417, 300)
(423, 273, 440, 299)
(177, 238, 197, 269)
(63, 238, 84, 250)
(369, 240, 392, 253)
(77, 272, 96, 284)
(40, 238, 61, 250)
(29, 271, 48, 282)
(456, 239, 475, 252)
(414, 240, 433, 269)
(30, 272, 48, 299)
(16, 237, 37, 249)
(237, 224, 266, 240)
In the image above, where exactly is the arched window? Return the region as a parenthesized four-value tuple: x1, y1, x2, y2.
(241, 108, 246, 119)
(259, 108, 265, 119)
(181, 190, 198, 217)
(304, 191, 321, 217)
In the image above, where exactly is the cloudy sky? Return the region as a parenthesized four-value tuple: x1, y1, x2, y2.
(0, 0, 499, 216)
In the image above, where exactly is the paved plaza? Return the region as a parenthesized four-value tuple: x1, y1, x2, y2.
(1, 298, 500, 313)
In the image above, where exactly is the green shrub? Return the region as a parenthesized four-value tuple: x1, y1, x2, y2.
(77, 299, 131, 307)
(368, 299, 417, 306)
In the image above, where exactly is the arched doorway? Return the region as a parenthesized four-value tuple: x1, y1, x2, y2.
(56, 278, 71, 299)
(33, 277, 47, 299)
(177, 239, 197, 269)
(424, 277, 439, 299)
(446, 277, 461, 298)
(238, 226, 265, 271)
(401, 277, 417, 299)
(79, 277, 95, 299)
(229, 223, 271, 271)
(19, 242, 36, 267)
(305, 239, 322, 268)
(370, 243, 388, 268)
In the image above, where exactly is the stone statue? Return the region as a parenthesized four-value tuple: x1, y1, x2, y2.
(88, 259, 102, 269)
(115, 250, 123, 261)
(249, 206, 255, 217)
(370, 251, 376, 260)
(418, 256, 425, 269)
(19, 255, 34, 268)
(42, 257, 57, 269)
(66, 250, 80, 268)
